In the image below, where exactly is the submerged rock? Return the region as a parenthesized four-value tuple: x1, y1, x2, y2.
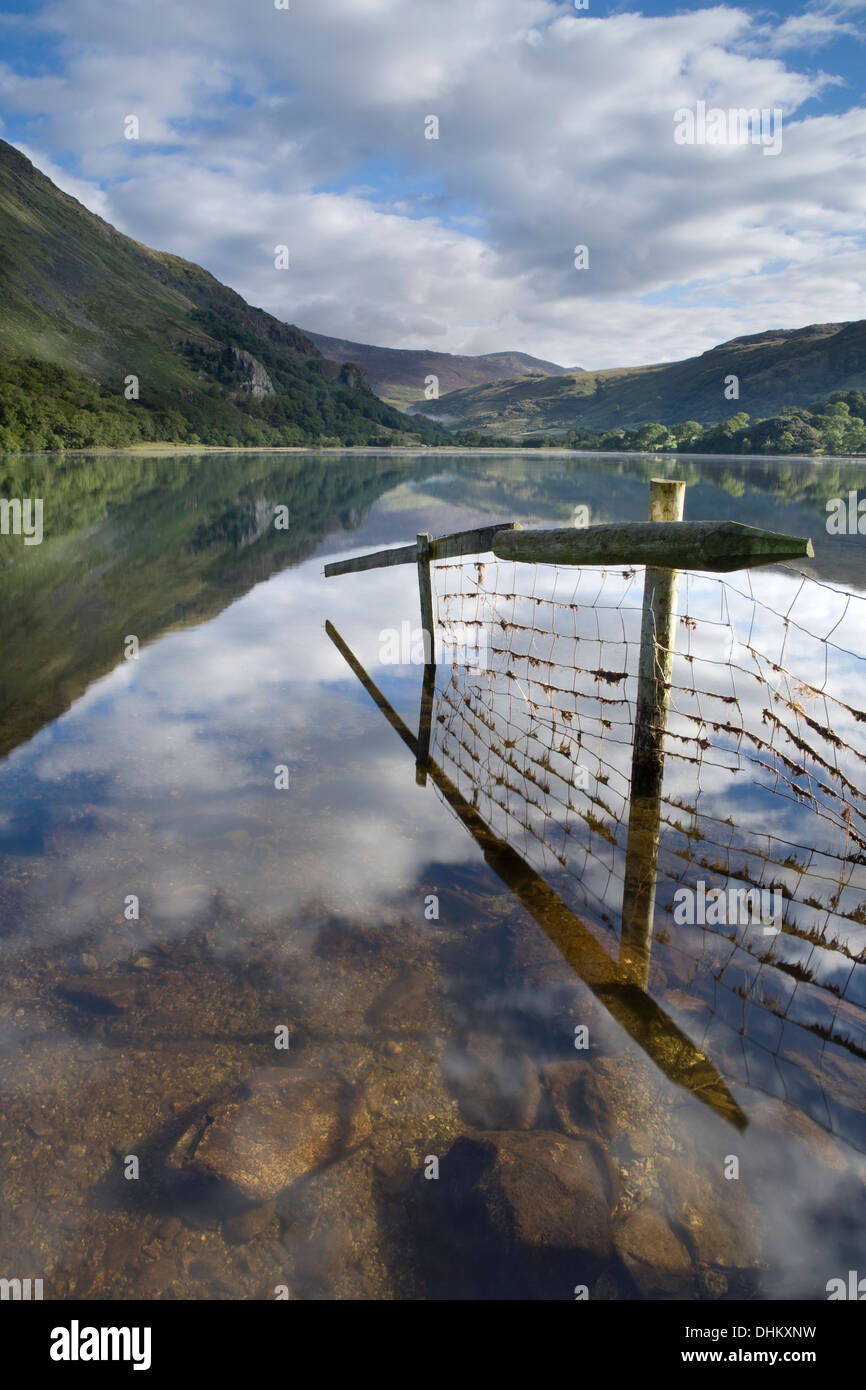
(613, 1204, 695, 1298)
(443, 1033, 541, 1130)
(132, 1256, 180, 1299)
(291, 1217, 355, 1288)
(422, 1129, 614, 1298)
(222, 1201, 278, 1246)
(539, 1059, 591, 1137)
(56, 973, 144, 1016)
(657, 1160, 764, 1273)
(171, 1065, 372, 1202)
(446, 1129, 612, 1254)
(577, 1055, 676, 1159)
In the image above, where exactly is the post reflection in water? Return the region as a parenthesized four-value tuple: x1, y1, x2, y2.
(327, 618, 747, 1131)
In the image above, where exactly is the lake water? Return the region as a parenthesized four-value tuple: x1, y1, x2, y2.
(1, 448, 865, 1300)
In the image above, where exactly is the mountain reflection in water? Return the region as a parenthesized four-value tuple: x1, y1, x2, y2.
(0, 449, 865, 1300)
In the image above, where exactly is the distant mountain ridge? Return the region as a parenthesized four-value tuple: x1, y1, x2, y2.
(304, 330, 575, 409)
(0, 139, 442, 448)
(4, 138, 864, 449)
(419, 320, 866, 435)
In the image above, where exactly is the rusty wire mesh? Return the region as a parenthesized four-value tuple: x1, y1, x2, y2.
(429, 554, 866, 1151)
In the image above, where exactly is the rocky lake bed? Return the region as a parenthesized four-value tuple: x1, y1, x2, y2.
(2, 878, 859, 1301)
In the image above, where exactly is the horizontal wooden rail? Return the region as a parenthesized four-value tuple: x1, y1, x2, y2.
(324, 541, 417, 578)
(324, 521, 521, 578)
(492, 520, 814, 572)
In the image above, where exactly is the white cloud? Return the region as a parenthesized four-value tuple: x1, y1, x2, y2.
(4, 0, 866, 367)
(768, 5, 865, 52)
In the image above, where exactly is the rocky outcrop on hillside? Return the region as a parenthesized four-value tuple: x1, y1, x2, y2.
(228, 348, 274, 400)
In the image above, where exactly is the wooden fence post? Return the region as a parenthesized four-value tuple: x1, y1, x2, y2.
(416, 532, 434, 664)
(620, 478, 686, 985)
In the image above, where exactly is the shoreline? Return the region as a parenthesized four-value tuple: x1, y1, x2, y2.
(3, 445, 864, 464)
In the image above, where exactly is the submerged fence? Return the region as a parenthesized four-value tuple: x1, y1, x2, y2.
(431, 552, 866, 1150)
(327, 487, 866, 1152)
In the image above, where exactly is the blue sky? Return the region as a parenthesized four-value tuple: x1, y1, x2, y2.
(0, 0, 864, 367)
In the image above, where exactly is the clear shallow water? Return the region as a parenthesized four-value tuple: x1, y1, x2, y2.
(0, 449, 865, 1300)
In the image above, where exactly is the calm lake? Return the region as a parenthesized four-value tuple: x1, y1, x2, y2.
(1, 448, 865, 1300)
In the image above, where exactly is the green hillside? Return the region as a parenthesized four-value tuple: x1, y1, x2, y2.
(0, 141, 443, 450)
(422, 321, 866, 435)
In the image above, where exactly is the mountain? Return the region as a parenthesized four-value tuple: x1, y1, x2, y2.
(419, 321, 866, 436)
(304, 330, 574, 409)
(6, 137, 863, 449)
(0, 140, 443, 449)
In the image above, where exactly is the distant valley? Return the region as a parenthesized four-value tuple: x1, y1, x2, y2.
(305, 331, 575, 410)
(415, 321, 866, 438)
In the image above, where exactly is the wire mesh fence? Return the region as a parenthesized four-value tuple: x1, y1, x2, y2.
(430, 554, 866, 1151)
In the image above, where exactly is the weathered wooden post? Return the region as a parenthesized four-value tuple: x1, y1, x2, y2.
(620, 478, 685, 986)
(416, 532, 434, 662)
